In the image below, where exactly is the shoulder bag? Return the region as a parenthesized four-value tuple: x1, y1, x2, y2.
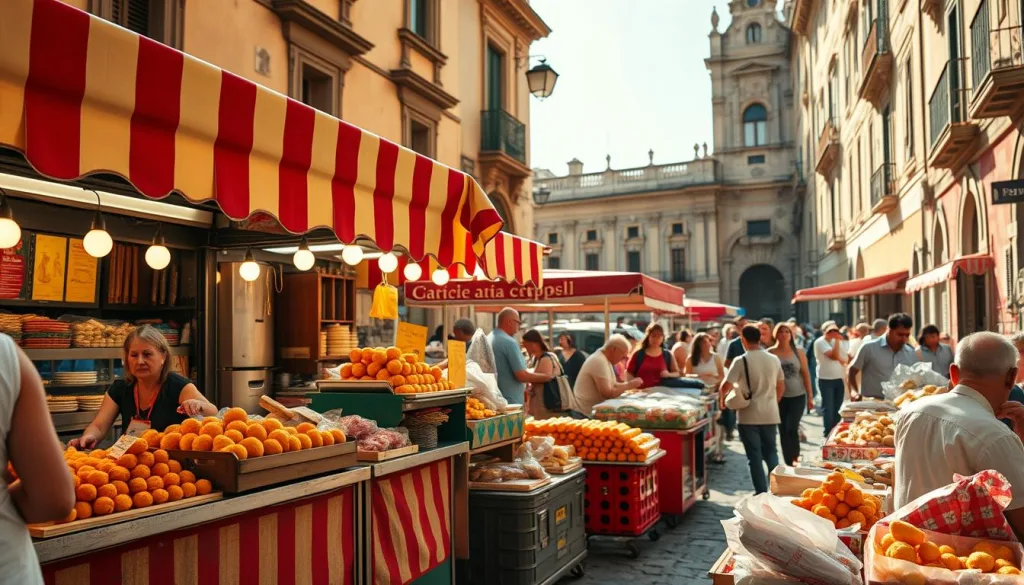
(725, 356, 753, 410)
(542, 353, 580, 413)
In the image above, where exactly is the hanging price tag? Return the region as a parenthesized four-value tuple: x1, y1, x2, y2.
(395, 322, 428, 360)
(446, 340, 466, 388)
(106, 434, 138, 460)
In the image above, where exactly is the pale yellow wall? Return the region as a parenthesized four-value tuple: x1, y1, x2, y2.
(305, 0, 339, 21)
(862, 210, 922, 277)
(351, 0, 402, 71)
(440, 2, 461, 96)
(409, 50, 435, 82)
(436, 115, 461, 168)
(184, 1, 287, 93)
(458, 0, 483, 153)
(342, 61, 402, 143)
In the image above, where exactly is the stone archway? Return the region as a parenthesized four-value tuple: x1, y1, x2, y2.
(739, 264, 787, 322)
(722, 226, 798, 318)
(957, 190, 988, 336)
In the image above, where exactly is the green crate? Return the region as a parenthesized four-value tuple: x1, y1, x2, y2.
(466, 411, 524, 449)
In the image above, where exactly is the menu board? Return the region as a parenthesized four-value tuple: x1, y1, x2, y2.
(65, 238, 97, 303)
(447, 340, 466, 388)
(395, 322, 428, 360)
(31, 234, 67, 302)
(0, 234, 30, 300)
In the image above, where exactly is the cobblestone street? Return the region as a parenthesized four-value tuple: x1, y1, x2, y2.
(560, 413, 826, 585)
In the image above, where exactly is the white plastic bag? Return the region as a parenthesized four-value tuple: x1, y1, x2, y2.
(466, 361, 508, 411)
(466, 328, 496, 374)
(882, 362, 950, 401)
(723, 493, 862, 585)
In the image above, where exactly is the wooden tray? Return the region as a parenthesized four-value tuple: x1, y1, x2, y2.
(543, 458, 582, 475)
(317, 380, 469, 400)
(166, 441, 357, 493)
(29, 492, 223, 538)
(469, 477, 551, 492)
(357, 444, 419, 462)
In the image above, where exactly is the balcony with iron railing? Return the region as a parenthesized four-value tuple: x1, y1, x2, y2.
(859, 16, 894, 105)
(870, 162, 898, 214)
(533, 159, 721, 203)
(969, 20, 1024, 118)
(928, 61, 979, 169)
(815, 117, 840, 176)
(480, 109, 527, 165)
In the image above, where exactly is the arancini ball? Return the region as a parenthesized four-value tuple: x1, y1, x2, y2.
(114, 494, 133, 512)
(74, 501, 93, 520)
(261, 418, 284, 432)
(153, 449, 169, 464)
(97, 484, 118, 500)
(146, 476, 164, 491)
(163, 472, 180, 487)
(212, 436, 235, 452)
(58, 508, 77, 524)
(160, 432, 182, 450)
(268, 430, 291, 450)
(239, 437, 264, 458)
(166, 485, 184, 502)
(179, 418, 202, 435)
(262, 439, 283, 455)
(131, 465, 151, 480)
(181, 483, 197, 498)
(195, 479, 212, 495)
(224, 429, 245, 444)
(164, 424, 181, 435)
(86, 470, 109, 487)
(226, 444, 248, 460)
(111, 480, 130, 496)
(330, 429, 346, 443)
(226, 420, 248, 434)
(167, 460, 182, 474)
(179, 433, 198, 451)
(151, 488, 169, 505)
(93, 496, 115, 516)
(296, 434, 312, 450)
(284, 426, 299, 435)
(96, 460, 115, 473)
(200, 422, 223, 438)
(223, 407, 248, 425)
(151, 463, 169, 477)
(192, 435, 213, 452)
(146, 433, 164, 449)
(296, 422, 316, 434)
(179, 470, 196, 484)
(287, 436, 303, 452)
(244, 423, 268, 442)
(319, 431, 335, 446)
(127, 439, 148, 455)
(108, 465, 131, 482)
(133, 491, 154, 508)
(306, 430, 323, 448)
(128, 477, 149, 494)
(76, 483, 97, 502)
(137, 451, 155, 468)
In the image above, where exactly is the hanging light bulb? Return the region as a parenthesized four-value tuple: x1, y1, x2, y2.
(293, 236, 315, 271)
(0, 189, 22, 249)
(403, 262, 423, 281)
(144, 225, 171, 270)
(431, 268, 451, 286)
(83, 194, 113, 258)
(378, 252, 399, 273)
(341, 245, 364, 266)
(239, 248, 261, 281)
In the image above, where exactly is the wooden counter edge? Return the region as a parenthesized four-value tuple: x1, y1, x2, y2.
(34, 466, 370, 564)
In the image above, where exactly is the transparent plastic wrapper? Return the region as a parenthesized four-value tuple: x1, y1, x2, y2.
(515, 435, 555, 462)
(356, 427, 409, 452)
(466, 328, 496, 374)
(466, 361, 508, 411)
(866, 520, 1024, 584)
(722, 493, 862, 585)
(332, 414, 380, 440)
(322, 363, 343, 379)
(888, 469, 1016, 540)
(727, 552, 803, 585)
(592, 392, 706, 429)
(882, 361, 950, 401)
(468, 459, 548, 483)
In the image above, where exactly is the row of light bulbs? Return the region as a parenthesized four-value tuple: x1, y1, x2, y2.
(288, 238, 450, 285)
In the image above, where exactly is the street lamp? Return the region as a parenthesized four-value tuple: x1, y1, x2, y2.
(526, 58, 559, 99)
(532, 186, 551, 206)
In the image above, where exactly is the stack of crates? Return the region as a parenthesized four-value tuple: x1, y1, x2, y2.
(584, 462, 660, 536)
(468, 470, 587, 584)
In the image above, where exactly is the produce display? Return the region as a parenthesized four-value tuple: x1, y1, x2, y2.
(832, 412, 896, 448)
(150, 407, 346, 460)
(24, 443, 210, 525)
(591, 391, 705, 429)
(790, 471, 883, 531)
(338, 346, 456, 394)
(893, 383, 950, 408)
(525, 418, 661, 462)
(868, 522, 1019, 577)
(71, 319, 133, 348)
(465, 397, 497, 420)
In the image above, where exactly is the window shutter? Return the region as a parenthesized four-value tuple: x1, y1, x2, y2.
(126, 0, 150, 35)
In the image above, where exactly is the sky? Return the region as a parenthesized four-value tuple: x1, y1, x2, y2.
(528, 0, 740, 176)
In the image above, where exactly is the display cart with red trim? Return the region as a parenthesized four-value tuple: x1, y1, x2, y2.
(651, 418, 711, 527)
(581, 450, 666, 559)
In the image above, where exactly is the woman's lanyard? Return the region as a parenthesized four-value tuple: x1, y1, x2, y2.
(134, 384, 161, 423)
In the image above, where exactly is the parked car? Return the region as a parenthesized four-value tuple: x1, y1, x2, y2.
(546, 322, 644, 355)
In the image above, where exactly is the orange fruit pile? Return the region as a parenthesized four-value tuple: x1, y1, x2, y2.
(790, 471, 882, 531)
(339, 346, 454, 394)
(151, 408, 346, 460)
(53, 442, 208, 524)
(466, 397, 496, 420)
(525, 418, 660, 462)
(873, 520, 1022, 575)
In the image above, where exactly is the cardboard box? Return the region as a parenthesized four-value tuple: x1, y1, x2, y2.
(821, 423, 895, 462)
(466, 410, 524, 450)
(707, 549, 734, 585)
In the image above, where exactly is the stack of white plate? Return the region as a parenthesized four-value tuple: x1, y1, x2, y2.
(77, 395, 105, 411)
(325, 325, 357, 357)
(53, 371, 99, 386)
(46, 396, 78, 413)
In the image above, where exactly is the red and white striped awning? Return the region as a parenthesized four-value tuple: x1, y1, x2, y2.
(791, 271, 908, 303)
(0, 0, 503, 269)
(905, 253, 994, 294)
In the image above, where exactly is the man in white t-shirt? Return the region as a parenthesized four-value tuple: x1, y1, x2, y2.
(814, 322, 847, 437)
(719, 325, 784, 494)
(573, 335, 643, 417)
(896, 333, 1024, 540)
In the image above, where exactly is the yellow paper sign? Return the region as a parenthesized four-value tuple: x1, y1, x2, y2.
(840, 468, 866, 483)
(395, 322, 428, 360)
(31, 234, 67, 301)
(65, 238, 98, 303)
(447, 340, 466, 388)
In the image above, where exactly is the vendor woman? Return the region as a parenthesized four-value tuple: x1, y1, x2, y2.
(70, 325, 216, 448)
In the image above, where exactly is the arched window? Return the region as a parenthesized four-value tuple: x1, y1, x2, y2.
(746, 23, 762, 44)
(743, 104, 768, 146)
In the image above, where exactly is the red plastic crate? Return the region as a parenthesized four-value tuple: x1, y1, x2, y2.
(583, 462, 660, 536)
